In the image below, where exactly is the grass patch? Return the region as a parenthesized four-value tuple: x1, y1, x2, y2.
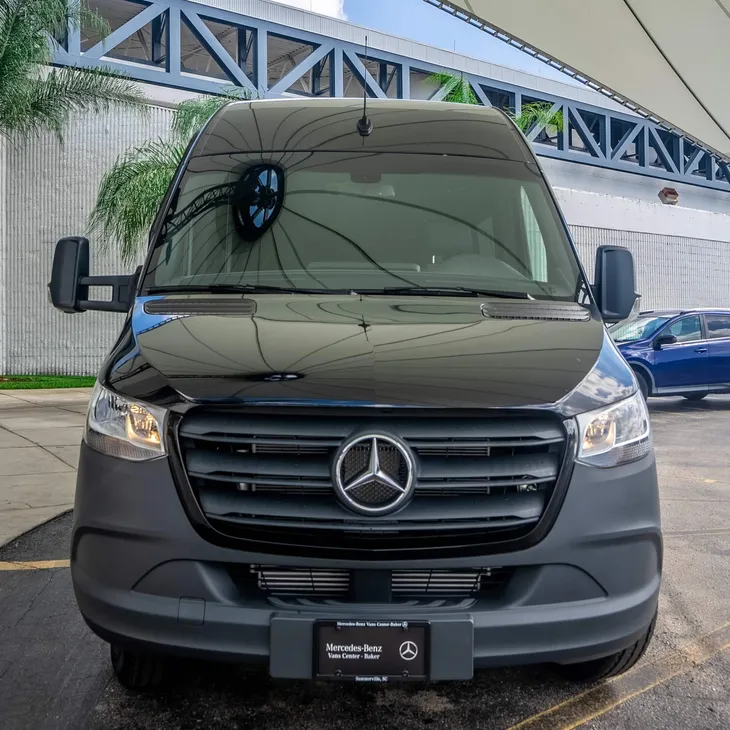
(0, 376, 96, 390)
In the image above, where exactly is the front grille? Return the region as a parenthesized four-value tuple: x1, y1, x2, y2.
(177, 408, 568, 558)
(254, 566, 350, 596)
(391, 569, 508, 596)
(248, 565, 511, 598)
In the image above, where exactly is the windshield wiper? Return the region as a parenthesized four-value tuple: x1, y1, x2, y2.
(364, 286, 531, 299)
(146, 284, 352, 295)
(146, 284, 532, 299)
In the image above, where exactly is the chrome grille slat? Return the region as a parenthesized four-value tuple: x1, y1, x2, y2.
(249, 566, 510, 597)
(253, 566, 350, 596)
(186, 451, 560, 483)
(178, 409, 567, 556)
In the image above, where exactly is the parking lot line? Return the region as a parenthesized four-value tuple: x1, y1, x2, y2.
(663, 527, 730, 537)
(0, 559, 70, 571)
(506, 620, 730, 730)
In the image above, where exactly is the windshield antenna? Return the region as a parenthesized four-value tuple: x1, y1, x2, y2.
(356, 35, 373, 137)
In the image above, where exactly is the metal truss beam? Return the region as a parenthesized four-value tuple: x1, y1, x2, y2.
(569, 109, 605, 159)
(51, 0, 730, 193)
(526, 101, 563, 142)
(268, 43, 331, 96)
(181, 9, 256, 92)
(343, 50, 387, 99)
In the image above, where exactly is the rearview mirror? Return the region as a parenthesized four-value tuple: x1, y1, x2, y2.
(593, 246, 638, 324)
(654, 334, 677, 350)
(49, 237, 138, 313)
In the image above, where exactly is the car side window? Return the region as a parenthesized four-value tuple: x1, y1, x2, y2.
(666, 316, 702, 343)
(705, 315, 730, 339)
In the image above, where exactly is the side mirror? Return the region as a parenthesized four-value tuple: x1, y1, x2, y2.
(654, 334, 677, 350)
(49, 237, 138, 313)
(49, 236, 90, 312)
(593, 245, 638, 324)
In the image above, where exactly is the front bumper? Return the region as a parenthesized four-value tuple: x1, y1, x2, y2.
(72, 444, 662, 679)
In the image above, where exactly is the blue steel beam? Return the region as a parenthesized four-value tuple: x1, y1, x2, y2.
(649, 128, 679, 175)
(526, 101, 563, 143)
(467, 79, 492, 108)
(311, 55, 328, 96)
(167, 6, 181, 74)
(83, 2, 168, 60)
(151, 14, 166, 66)
(50, 0, 730, 193)
(255, 29, 267, 95)
(268, 43, 332, 97)
(569, 109, 605, 159)
(181, 9, 257, 92)
(343, 50, 387, 99)
(238, 28, 254, 72)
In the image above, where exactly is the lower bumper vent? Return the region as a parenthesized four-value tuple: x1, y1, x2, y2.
(250, 565, 510, 598)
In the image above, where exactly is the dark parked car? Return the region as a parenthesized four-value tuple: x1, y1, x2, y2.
(611, 308, 730, 400)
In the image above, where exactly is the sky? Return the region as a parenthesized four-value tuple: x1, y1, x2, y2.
(268, 0, 574, 83)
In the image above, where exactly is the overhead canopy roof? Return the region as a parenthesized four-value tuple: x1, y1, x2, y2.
(432, 0, 730, 160)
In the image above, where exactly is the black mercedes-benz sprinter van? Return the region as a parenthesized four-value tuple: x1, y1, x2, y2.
(49, 98, 660, 689)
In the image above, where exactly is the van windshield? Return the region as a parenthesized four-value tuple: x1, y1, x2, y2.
(142, 152, 582, 300)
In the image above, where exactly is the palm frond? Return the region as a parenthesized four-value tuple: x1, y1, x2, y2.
(88, 87, 256, 263)
(0, 1, 142, 141)
(87, 140, 187, 265)
(73, 1, 110, 41)
(0, 66, 147, 140)
(426, 71, 479, 105)
(510, 101, 564, 134)
(172, 86, 256, 140)
(0, 0, 55, 81)
(0, 0, 103, 62)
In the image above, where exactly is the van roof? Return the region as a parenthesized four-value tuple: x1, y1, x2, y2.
(194, 98, 534, 162)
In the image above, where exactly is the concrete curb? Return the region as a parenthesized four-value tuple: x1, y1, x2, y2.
(0, 389, 88, 547)
(0, 507, 74, 550)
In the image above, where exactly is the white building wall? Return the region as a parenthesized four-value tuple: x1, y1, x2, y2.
(0, 106, 172, 375)
(542, 157, 730, 242)
(0, 137, 7, 373)
(571, 226, 730, 310)
(0, 101, 729, 375)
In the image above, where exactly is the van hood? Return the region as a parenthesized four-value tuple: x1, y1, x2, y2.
(103, 294, 634, 416)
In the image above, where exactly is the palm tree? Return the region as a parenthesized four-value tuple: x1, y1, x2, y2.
(0, 0, 146, 140)
(88, 88, 254, 265)
(511, 100, 565, 137)
(427, 71, 480, 105)
(427, 70, 564, 135)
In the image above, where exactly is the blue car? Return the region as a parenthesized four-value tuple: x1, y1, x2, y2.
(610, 309, 730, 400)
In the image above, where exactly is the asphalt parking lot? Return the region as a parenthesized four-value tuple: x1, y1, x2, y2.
(1, 397, 728, 730)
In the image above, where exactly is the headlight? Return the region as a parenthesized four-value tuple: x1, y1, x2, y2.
(576, 391, 651, 467)
(85, 383, 167, 461)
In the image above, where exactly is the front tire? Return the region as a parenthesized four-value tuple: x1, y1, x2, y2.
(634, 370, 650, 400)
(683, 393, 707, 401)
(555, 613, 656, 682)
(110, 644, 167, 690)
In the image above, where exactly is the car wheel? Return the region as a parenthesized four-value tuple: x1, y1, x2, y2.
(634, 370, 649, 400)
(110, 644, 167, 690)
(683, 393, 707, 401)
(555, 613, 656, 682)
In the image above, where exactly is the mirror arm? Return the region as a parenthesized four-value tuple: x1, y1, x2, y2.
(77, 273, 138, 313)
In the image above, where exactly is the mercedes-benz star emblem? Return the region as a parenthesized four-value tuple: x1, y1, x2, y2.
(333, 433, 415, 515)
(399, 641, 418, 661)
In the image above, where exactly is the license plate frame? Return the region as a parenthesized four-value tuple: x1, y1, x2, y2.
(314, 619, 429, 683)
